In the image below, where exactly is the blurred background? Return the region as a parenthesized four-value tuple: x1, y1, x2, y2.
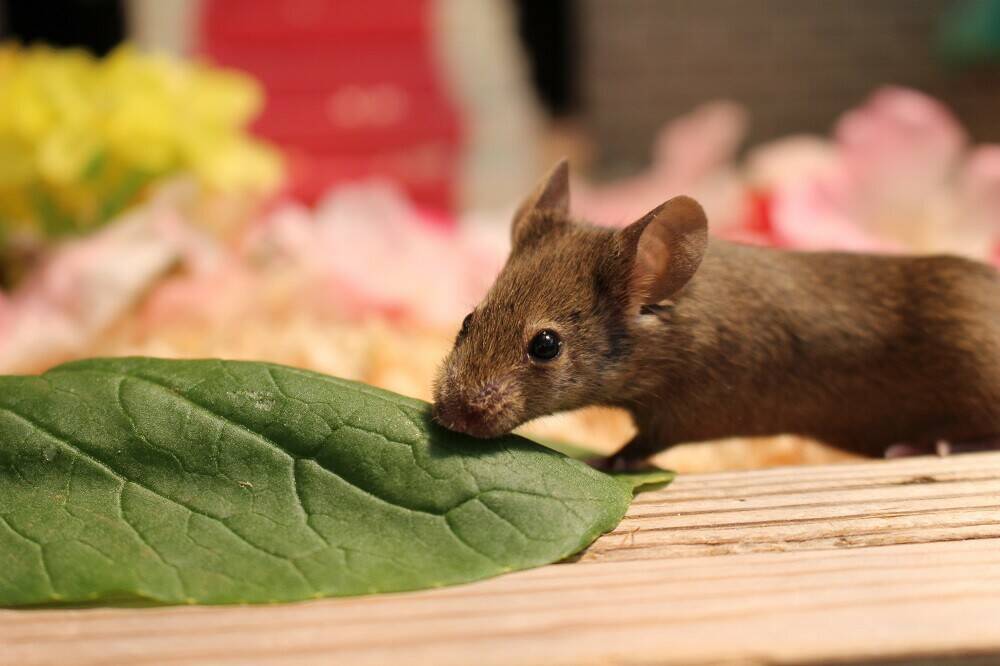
(2, 0, 1000, 471)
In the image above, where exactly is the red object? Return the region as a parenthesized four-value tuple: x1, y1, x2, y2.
(715, 190, 781, 247)
(744, 189, 774, 237)
(198, 0, 464, 216)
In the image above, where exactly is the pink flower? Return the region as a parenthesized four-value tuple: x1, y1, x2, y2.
(836, 86, 966, 208)
(571, 101, 749, 232)
(763, 86, 999, 258)
(0, 202, 204, 372)
(233, 182, 508, 329)
(958, 145, 1000, 253)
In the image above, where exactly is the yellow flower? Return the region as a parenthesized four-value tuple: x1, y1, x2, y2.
(0, 43, 283, 236)
(187, 67, 262, 128)
(183, 132, 283, 191)
(0, 137, 35, 188)
(103, 92, 177, 173)
(37, 125, 102, 184)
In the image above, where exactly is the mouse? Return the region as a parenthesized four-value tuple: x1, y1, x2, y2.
(432, 159, 1000, 467)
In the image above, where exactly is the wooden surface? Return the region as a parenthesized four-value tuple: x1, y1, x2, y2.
(3, 451, 1000, 665)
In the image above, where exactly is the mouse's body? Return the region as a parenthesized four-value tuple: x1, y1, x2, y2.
(611, 238, 1000, 458)
(432, 161, 1000, 463)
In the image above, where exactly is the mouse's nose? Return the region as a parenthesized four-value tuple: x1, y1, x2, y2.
(433, 400, 479, 433)
(433, 390, 500, 438)
(467, 381, 501, 411)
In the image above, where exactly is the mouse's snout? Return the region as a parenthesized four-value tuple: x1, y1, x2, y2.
(432, 401, 489, 438)
(433, 380, 519, 439)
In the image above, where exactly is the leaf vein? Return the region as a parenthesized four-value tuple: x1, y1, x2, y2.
(0, 514, 55, 596)
(113, 370, 451, 518)
(0, 406, 311, 589)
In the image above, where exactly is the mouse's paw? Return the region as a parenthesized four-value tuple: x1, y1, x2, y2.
(589, 435, 662, 472)
(587, 453, 656, 473)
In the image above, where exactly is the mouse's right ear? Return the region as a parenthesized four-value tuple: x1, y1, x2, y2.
(511, 159, 570, 249)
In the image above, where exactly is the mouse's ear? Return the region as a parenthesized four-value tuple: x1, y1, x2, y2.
(617, 196, 708, 310)
(511, 159, 570, 249)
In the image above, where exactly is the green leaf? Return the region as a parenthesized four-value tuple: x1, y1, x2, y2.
(0, 358, 653, 607)
(530, 437, 599, 460)
(80, 150, 108, 182)
(28, 186, 77, 238)
(527, 438, 674, 493)
(95, 169, 153, 226)
(613, 469, 675, 493)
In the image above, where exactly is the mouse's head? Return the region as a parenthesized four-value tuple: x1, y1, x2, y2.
(432, 160, 708, 438)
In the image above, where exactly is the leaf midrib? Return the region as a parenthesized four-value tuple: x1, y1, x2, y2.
(67, 368, 473, 518)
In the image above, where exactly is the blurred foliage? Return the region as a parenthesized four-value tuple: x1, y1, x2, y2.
(938, 0, 1000, 64)
(0, 44, 283, 251)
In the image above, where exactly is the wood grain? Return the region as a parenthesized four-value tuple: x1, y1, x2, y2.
(3, 452, 999, 665)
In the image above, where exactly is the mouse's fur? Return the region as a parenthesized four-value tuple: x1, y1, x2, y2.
(432, 160, 1000, 461)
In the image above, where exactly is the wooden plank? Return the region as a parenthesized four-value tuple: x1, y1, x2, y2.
(2, 452, 999, 665)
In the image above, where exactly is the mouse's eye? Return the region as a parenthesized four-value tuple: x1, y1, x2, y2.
(528, 329, 562, 362)
(458, 312, 473, 340)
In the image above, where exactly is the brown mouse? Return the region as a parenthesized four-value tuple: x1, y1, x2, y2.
(432, 160, 1000, 465)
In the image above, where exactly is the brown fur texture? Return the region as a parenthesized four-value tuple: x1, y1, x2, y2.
(433, 163, 1000, 461)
